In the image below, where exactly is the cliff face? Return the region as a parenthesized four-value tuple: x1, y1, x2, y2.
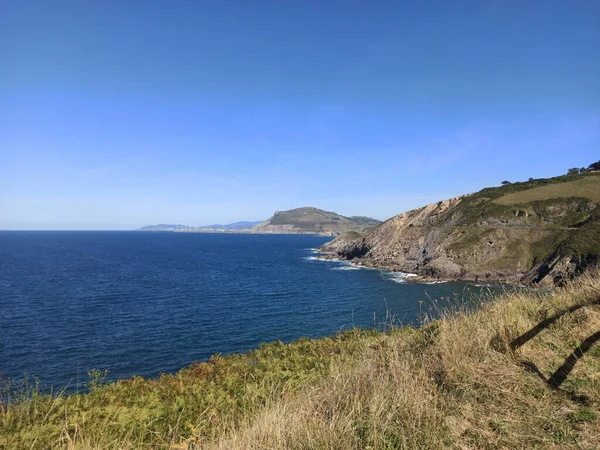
(251, 207, 380, 235)
(321, 174, 600, 286)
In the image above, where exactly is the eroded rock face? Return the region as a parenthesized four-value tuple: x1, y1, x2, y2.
(523, 254, 599, 287)
(337, 239, 371, 260)
(319, 194, 599, 286)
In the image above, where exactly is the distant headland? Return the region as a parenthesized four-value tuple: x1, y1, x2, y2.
(138, 207, 381, 236)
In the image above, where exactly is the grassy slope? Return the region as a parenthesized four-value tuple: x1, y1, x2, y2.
(441, 173, 600, 274)
(493, 175, 600, 205)
(497, 175, 600, 266)
(470, 172, 600, 203)
(2, 271, 600, 449)
(445, 173, 600, 227)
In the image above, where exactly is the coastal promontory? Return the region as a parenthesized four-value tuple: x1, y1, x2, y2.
(250, 207, 381, 236)
(321, 171, 600, 286)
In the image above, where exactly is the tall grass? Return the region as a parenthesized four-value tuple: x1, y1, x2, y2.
(2, 270, 599, 449)
(212, 271, 600, 449)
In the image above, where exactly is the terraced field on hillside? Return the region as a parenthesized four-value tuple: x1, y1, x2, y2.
(493, 173, 600, 205)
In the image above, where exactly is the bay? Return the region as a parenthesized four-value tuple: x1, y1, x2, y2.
(0, 231, 491, 391)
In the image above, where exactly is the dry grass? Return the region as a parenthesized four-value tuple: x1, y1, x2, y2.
(2, 271, 600, 449)
(208, 271, 600, 449)
(493, 174, 600, 206)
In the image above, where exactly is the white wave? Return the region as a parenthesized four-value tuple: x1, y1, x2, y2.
(381, 271, 418, 283)
(323, 257, 344, 263)
(303, 248, 320, 253)
(303, 256, 320, 261)
(304, 256, 376, 272)
(304, 256, 347, 263)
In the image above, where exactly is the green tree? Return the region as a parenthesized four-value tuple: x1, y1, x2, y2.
(567, 168, 580, 176)
(588, 161, 600, 171)
(501, 180, 511, 186)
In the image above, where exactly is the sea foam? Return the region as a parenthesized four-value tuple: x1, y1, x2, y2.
(381, 271, 419, 283)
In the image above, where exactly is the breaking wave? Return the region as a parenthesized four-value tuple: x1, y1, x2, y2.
(380, 271, 419, 283)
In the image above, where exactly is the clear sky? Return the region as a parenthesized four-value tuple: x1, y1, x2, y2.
(1, 1, 599, 230)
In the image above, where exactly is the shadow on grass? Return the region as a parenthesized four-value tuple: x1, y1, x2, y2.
(510, 297, 599, 351)
(493, 295, 600, 400)
(520, 356, 593, 405)
(547, 331, 600, 389)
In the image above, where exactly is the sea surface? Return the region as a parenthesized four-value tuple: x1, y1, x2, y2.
(0, 231, 496, 391)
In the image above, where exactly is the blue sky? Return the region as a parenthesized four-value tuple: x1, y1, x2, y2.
(1, 1, 599, 230)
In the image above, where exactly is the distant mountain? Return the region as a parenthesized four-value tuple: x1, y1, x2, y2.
(138, 211, 380, 235)
(200, 221, 263, 230)
(251, 207, 381, 236)
(138, 221, 263, 232)
(138, 224, 186, 231)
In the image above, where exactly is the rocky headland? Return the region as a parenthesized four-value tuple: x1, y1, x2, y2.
(138, 209, 380, 236)
(250, 207, 381, 236)
(320, 173, 600, 286)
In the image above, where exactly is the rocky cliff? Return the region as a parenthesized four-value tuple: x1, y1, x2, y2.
(320, 173, 600, 286)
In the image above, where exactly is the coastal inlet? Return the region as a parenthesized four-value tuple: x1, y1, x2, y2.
(0, 231, 499, 391)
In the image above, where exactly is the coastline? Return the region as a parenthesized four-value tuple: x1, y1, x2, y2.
(137, 229, 340, 236)
(316, 249, 526, 286)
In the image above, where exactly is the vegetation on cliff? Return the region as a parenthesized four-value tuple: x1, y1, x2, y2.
(2, 270, 599, 449)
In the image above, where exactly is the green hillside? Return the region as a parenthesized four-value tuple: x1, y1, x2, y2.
(447, 172, 600, 226)
(269, 207, 349, 228)
(493, 174, 600, 205)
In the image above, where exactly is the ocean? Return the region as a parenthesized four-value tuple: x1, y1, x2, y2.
(0, 231, 492, 391)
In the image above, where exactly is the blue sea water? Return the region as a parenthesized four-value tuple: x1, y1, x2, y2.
(0, 231, 492, 391)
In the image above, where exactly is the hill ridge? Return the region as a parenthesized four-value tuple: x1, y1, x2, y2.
(251, 206, 381, 236)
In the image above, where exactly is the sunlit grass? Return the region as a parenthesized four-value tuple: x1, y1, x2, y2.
(493, 173, 600, 206)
